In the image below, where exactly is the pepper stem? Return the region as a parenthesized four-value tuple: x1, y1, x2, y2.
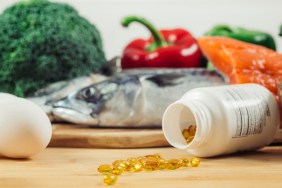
(121, 16, 168, 51)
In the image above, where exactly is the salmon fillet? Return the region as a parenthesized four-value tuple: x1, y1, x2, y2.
(198, 36, 282, 99)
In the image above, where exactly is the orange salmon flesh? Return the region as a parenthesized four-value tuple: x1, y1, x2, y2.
(198, 36, 282, 99)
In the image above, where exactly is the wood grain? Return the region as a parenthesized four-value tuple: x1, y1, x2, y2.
(48, 124, 282, 148)
(0, 146, 282, 188)
(48, 124, 169, 148)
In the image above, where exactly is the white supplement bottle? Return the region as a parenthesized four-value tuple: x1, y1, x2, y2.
(162, 84, 280, 157)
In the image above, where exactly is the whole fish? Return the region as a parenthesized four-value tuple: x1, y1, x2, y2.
(52, 68, 227, 127)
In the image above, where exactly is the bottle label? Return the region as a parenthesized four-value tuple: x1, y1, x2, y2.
(223, 88, 270, 138)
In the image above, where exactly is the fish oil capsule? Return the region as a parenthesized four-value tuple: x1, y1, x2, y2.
(125, 157, 137, 167)
(186, 136, 194, 144)
(190, 157, 200, 167)
(180, 158, 189, 167)
(142, 155, 158, 162)
(103, 174, 118, 185)
(188, 125, 196, 136)
(137, 156, 145, 163)
(142, 160, 159, 171)
(125, 158, 140, 172)
(157, 158, 166, 170)
(98, 164, 113, 174)
(112, 166, 124, 175)
(125, 158, 135, 168)
(163, 160, 171, 169)
(112, 160, 126, 170)
(166, 159, 181, 170)
(182, 125, 196, 144)
(139, 154, 160, 163)
(182, 128, 190, 139)
(133, 163, 143, 172)
(141, 154, 160, 171)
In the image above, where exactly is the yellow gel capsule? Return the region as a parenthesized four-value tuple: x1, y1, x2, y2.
(112, 166, 124, 175)
(163, 160, 170, 169)
(98, 164, 113, 174)
(188, 125, 196, 136)
(143, 156, 158, 162)
(182, 129, 190, 139)
(166, 159, 181, 170)
(125, 157, 138, 172)
(186, 136, 194, 143)
(125, 166, 135, 172)
(125, 157, 137, 167)
(138, 154, 161, 164)
(190, 157, 200, 167)
(181, 158, 189, 167)
(142, 160, 159, 171)
(157, 159, 166, 170)
(103, 174, 118, 185)
(133, 163, 143, 172)
(112, 160, 126, 169)
(137, 156, 145, 163)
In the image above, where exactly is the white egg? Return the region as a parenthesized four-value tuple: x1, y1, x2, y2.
(0, 93, 52, 158)
(0, 93, 18, 103)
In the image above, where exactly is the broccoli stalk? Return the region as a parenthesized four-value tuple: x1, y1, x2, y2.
(0, 0, 106, 97)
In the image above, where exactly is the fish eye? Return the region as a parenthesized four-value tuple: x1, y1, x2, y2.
(83, 87, 95, 98)
(80, 87, 101, 102)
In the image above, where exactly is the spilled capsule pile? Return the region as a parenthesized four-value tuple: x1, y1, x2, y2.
(182, 125, 196, 144)
(98, 153, 200, 185)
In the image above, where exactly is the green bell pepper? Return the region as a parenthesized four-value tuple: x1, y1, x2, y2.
(205, 24, 276, 51)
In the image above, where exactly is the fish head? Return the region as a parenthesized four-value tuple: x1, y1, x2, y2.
(52, 76, 142, 126)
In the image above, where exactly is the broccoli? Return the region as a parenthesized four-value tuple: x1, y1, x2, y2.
(0, 0, 106, 97)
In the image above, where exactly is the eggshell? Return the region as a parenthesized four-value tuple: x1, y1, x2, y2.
(0, 94, 52, 158)
(0, 93, 18, 103)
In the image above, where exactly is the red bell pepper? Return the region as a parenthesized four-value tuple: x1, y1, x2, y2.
(121, 16, 202, 69)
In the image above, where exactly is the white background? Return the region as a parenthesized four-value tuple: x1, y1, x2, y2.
(1, 0, 282, 60)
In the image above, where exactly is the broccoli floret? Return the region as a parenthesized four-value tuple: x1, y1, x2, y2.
(0, 0, 106, 97)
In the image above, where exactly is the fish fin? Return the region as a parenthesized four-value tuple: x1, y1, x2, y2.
(97, 56, 121, 76)
(145, 74, 185, 87)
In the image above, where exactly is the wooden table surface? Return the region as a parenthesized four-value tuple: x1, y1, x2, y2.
(1, 146, 282, 188)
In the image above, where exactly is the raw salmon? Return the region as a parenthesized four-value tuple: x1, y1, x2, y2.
(198, 36, 282, 99)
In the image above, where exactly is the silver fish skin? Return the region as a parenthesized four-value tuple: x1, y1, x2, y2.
(51, 68, 227, 127)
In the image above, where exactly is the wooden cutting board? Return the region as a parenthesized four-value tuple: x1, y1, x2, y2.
(48, 124, 282, 148)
